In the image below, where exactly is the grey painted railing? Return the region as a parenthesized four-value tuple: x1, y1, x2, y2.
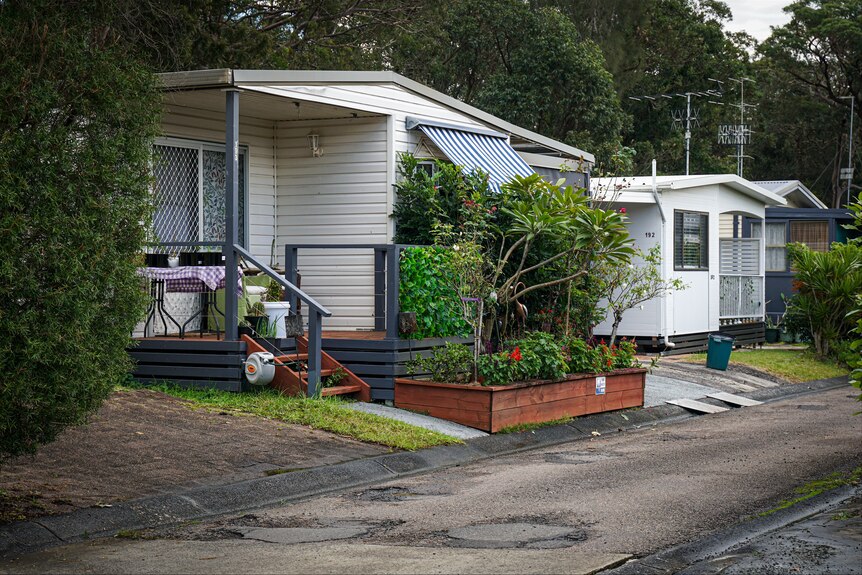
(284, 244, 418, 340)
(234, 244, 331, 396)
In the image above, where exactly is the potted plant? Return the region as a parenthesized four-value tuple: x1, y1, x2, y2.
(261, 279, 291, 339)
(395, 332, 646, 432)
(764, 315, 781, 344)
(243, 301, 270, 336)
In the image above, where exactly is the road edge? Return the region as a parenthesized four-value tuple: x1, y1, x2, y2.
(0, 376, 849, 558)
(603, 482, 862, 574)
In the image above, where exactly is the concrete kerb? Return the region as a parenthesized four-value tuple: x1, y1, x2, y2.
(605, 483, 862, 575)
(0, 375, 850, 559)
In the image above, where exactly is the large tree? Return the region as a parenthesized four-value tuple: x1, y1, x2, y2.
(388, 1, 626, 165)
(753, 0, 861, 206)
(0, 1, 161, 458)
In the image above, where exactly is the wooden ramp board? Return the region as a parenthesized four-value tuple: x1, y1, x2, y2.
(707, 392, 764, 407)
(666, 398, 730, 414)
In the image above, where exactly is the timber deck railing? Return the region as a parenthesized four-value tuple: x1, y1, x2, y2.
(235, 244, 331, 396)
(145, 240, 333, 396)
(284, 244, 418, 340)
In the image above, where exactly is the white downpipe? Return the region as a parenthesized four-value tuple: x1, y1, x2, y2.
(651, 159, 675, 349)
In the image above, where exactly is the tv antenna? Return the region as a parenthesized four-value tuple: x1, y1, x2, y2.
(629, 79, 725, 175)
(724, 77, 757, 178)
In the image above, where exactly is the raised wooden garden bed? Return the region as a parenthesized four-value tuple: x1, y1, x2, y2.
(395, 368, 647, 433)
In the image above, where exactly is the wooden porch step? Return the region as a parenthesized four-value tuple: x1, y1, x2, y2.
(297, 369, 335, 382)
(275, 353, 308, 362)
(321, 384, 363, 397)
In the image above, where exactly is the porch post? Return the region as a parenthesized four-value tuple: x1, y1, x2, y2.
(224, 88, 240, 341)
(385, 245, 400, 339)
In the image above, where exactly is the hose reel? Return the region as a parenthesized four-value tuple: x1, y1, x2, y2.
(244, 352, 276, 386)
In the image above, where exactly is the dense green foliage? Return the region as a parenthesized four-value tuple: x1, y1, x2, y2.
(841, 203, 862, 397)
(754, 0, 861, 207)
(785, 241, 862, 358)
(398, 247, 470, 339)
(392, 154, 490, 245)
(0, 2, 161, 458)
(33, 0, 854, 204)
(406, 342, 475, 383)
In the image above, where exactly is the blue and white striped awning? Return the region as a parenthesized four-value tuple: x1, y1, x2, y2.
(414, 122, 534, 193)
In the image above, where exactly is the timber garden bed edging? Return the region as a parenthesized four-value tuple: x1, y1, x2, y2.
(395, 368, 647, 433)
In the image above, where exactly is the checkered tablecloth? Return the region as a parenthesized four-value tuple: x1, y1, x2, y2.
(137, 266, 243, 295)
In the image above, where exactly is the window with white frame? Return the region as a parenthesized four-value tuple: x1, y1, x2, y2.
(750, 221, 787, 272)
(150, 139, 247, 251)
(674, 210, 708, 270)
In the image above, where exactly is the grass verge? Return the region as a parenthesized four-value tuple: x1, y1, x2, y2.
(121, 384, 461, 451)
(687, 348, 848, 383)
(759, 466, 862, 517)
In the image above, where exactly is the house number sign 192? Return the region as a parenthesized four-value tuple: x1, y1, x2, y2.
(644, 232, 656, 238)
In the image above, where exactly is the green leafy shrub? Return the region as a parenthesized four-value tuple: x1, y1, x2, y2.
(406, 342, 474, 383)
(392, 153, 491, 245)
(0, 4, 160, 459)
(786, 242, 862, 358)
(399, 246, 470, 339)
(563, 338, 596, 373)
(478, 331, 568, 385)
(510, 332, 568, 381)
(563, 337, 639, 374)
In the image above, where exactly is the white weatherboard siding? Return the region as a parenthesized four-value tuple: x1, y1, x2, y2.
(160, 102, 277, 262)
(593, 203, 665, 338)
(663, 185, 720, 335)
(276, 116, 389, 330)
(244, 83, 490, 173)
(719, 213, 735, 238)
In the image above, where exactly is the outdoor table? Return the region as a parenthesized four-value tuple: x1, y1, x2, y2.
(137, 266, 243, 338)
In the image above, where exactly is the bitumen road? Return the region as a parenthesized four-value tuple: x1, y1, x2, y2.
(2, 385, 859, 574)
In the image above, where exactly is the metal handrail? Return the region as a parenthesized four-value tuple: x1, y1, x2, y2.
(234, 244, 331, 317)
(284, 243, 420, 339)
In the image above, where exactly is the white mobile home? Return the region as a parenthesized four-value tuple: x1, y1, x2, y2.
(137, 69, 593, 397)
(591, 175, 786, 352)
(153, 69, 591, 331)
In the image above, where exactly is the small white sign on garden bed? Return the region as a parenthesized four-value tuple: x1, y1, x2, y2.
(596, 376, 606, 395)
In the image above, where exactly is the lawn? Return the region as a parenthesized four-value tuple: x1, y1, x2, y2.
(687, 347, 848, 383)
(123, 383, 461, 451)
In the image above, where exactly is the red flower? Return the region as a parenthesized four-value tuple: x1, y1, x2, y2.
(510, 346, 522, 362)
(619, 207, 627, 214)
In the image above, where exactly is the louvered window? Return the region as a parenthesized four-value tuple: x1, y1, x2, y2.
(674, 211, 708, 270)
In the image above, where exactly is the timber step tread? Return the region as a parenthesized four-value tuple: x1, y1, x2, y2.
(321, 384, 363, 396)
(300, 369, 335, 379)
(275, 353, 308, 362)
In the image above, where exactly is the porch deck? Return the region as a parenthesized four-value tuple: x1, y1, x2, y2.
(129, 331, 469, 401)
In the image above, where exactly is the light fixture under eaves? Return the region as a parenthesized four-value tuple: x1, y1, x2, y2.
(307, 132, 322, 157)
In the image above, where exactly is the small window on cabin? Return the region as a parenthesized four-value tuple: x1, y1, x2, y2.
(751, 221, 787, 272)
(417, 161, 438, 178)
(790, 220, 829, 252)
(674, 210, 708, 270)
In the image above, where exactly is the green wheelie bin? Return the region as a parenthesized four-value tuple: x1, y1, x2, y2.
(706, 333, 735, 370)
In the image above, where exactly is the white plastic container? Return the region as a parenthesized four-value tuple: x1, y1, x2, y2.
(261, 301, 291, 338)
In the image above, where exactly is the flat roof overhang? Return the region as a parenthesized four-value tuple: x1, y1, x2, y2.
(158, 69, 595, 164)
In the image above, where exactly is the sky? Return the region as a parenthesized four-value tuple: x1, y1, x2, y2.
(721, 0, 794, 42)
